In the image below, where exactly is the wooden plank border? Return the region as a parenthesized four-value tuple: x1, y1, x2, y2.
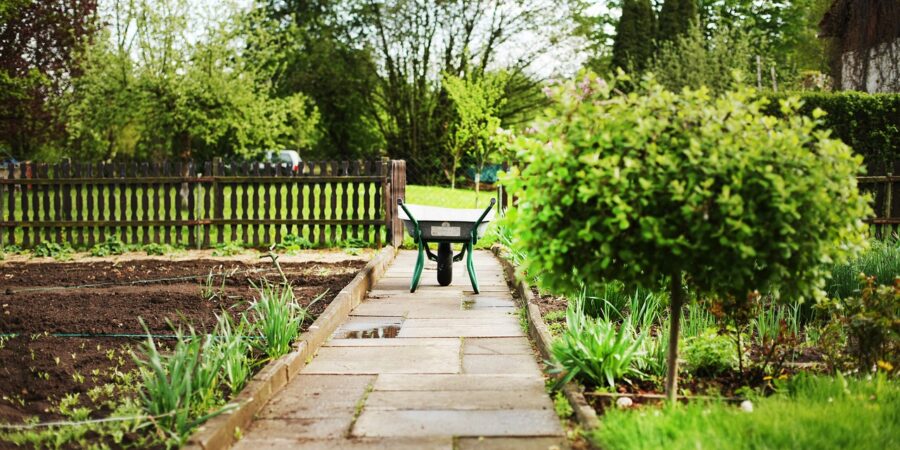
(184, 245, 398, 450)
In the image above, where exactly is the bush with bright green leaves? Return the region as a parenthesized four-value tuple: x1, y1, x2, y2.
(90, 236, 127, 257)
(682, 330, 739, 377)
(505, 72, 870, 398)
(31, 241, 74, 259)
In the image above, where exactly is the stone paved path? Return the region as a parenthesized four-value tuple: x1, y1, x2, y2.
(233, 250, 565, 450)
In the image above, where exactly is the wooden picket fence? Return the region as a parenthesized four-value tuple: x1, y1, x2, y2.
(858, 174, 899, 238)
(0, 159, 408, 249)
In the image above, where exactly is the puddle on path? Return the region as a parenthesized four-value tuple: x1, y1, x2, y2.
(333, 317, 403, 339)
(341, 325, 401, 339)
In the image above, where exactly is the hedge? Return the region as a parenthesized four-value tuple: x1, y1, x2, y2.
(764, 91, 899, 175)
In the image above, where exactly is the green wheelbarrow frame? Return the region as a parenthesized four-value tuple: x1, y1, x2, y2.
(397, 198, 496, 294)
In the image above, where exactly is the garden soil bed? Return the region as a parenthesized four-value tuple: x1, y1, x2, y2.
(0, 258, 366, 427)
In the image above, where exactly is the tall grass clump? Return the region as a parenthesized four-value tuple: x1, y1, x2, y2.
(827, 238, 900, 299)
(249, 280, 322, 359)
(209, 313, 253, 394)
(550, 293, 646, 388)
(133, 325, 225, 444)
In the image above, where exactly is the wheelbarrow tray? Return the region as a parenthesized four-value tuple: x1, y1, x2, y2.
(397, 199, 496, 294)
(398, 204, 494, 242)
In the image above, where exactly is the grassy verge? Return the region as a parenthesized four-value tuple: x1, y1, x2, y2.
(589, 374, 899, 450)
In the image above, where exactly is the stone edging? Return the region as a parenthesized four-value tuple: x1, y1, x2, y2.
(491, 245, 600, 432)
(184, 245, 398, 450)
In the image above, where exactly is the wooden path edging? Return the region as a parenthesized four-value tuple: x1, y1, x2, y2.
(491, 244, 601, 434)
(184, 245, 398, 450)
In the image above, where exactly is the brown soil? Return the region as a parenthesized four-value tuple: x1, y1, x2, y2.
(0, 259, 365, 427)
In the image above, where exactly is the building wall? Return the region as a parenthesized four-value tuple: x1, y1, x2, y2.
(840, 37, 900, 93)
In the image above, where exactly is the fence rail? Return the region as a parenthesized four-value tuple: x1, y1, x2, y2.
(858, 174, 898, 237)
(1, 159, 408, 249)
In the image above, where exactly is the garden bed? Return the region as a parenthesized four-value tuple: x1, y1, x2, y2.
(0, 258, 366, 428)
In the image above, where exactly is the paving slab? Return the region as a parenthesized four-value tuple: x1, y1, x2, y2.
(365, 390, 554, 411)
(352, 409, 562, 437)
(232, 437, 453, 450)
(325, 338, 459, 347)
(397, 324, 523, 338)
(303, 344, 461, 374)
(456, 437, 566, 450)
(464, 337, 534, 355)
(463, 354, 543, 375)
(234, 417, 352, 442)
(258, 375, 373, 419)
(372, 374, 545, 392)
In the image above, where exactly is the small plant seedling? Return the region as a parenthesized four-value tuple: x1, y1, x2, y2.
(553, 391, 573, 419)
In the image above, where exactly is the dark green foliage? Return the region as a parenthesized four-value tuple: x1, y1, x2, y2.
(763, 91, 900, 175)
(258, 1, 384, 159)
(610, 0, 656, 72)
(682, 330, 738, 376)
(90, 236, 126, 257)
(32, 241, 73, 259)
(657, 0, 697, 42)
(0, 0, 99, 160)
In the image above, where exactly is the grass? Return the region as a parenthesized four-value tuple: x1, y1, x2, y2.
(589, 373, 900, 450)
(828, 238, 900, 299)
(405, 185, 497, 209)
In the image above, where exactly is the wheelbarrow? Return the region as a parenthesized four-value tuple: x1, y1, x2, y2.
(397, 198, 496, 294)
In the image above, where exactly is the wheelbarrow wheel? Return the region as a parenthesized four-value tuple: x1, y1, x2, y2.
(437, 242, 453, 286)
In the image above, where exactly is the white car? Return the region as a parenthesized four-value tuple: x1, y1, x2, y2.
(262, 150, 301, 172)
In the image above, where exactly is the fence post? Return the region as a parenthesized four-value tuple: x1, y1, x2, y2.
(386, 159, 406, 248)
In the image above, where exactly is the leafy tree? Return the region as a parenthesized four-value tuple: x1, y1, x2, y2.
(443, 72, 506, 191)
(649, 23, 753, 94)
(611, 0, 656, 73)
(63, 0, 319, 162)
(0, 0, 99, 159)
(658, 0, 697, 42)
(355, 0, 576, 184)
(505, 73, 869, 402)
(253, 1, 383, 159)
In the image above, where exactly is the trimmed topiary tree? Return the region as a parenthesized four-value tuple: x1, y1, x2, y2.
(505, 73, 870, 402)
(610, 0, 656, 73)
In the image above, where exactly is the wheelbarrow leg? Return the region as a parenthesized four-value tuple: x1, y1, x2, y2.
(466, 239, 479, 294)
(410, 235, 425, 293)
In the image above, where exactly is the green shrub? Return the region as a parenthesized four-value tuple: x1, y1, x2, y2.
(32, 241, 73, 259)
(142, 243, 176, 256)
(764, 91, 900, 175)
(505, 73, 870, 399)
(274, 234, 314, 252)
(820, 275, 899, 372)
(682, 330, 738, 377)
(90, 236, 126, 257)
(212, 241, 244, 257)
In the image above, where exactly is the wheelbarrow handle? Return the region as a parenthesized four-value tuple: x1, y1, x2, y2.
(473, 198, 497, 229)
(396, 198, 419, 230)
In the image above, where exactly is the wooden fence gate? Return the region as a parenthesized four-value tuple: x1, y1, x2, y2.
(0, 159, 407, 249)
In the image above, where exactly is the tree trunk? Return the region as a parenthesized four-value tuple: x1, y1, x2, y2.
(474, 170, 481, 207)
(665, 272, 684, 404)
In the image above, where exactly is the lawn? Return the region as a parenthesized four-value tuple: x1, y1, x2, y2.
(590, 374, 899, 450)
